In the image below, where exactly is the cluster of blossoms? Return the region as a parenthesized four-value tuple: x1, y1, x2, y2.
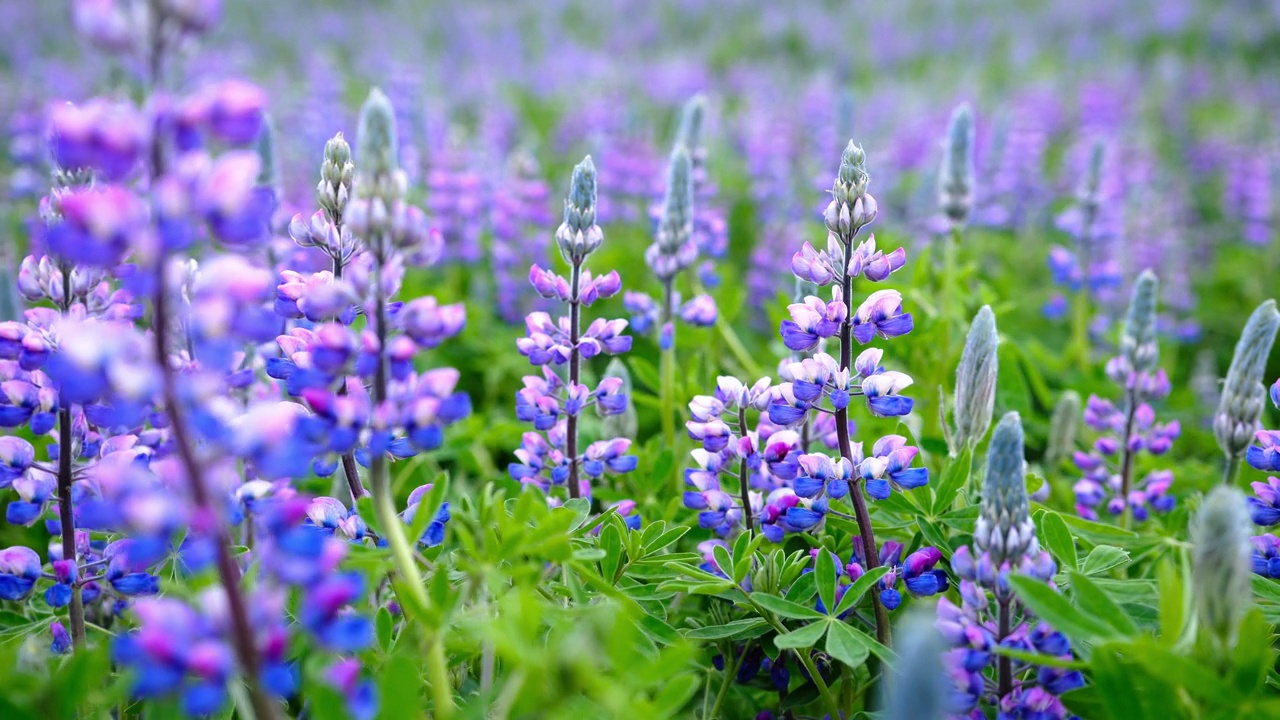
(0, 5, 471, 718)
(1243, 379, 1280, 580)
(509, 157, 638, 500)
(1072, 272, 1180, 522)
(937, 414, 1083, 720)
(813, 538, 949, 614)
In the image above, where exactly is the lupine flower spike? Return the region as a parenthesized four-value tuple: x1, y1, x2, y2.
(512, 156, 636, 502)
(1072, 271, 1178, 525)
(1192, 486, 1253, 670)
(1215, 299, 1280, 486)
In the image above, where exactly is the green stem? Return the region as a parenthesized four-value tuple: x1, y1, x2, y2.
(943, 227, 960, 325)
(661, 280, 678, 494)
(1070, 288, 1091, 367)
(743, 594, 842, 720)
(706, 643, 746, 719)
(427, 637, 455, 719)
(1223, 453, 1242, 487)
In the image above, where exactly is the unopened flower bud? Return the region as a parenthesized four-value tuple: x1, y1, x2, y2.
(1215, 299, 1280, 465)
(556, 156, 602, 264)
(355, 88, 399, 195)
(938, 103, 974, 226)
(953, 305, 998, 452)
(975, 412, 1037, 567)
(1044, 391, 1081, 470)
(882, 610, 948, 720)
(1191, 485, 1252, 663)
(1120, 270, 1159, 377)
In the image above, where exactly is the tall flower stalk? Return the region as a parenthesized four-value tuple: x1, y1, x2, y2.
(783, 140, 919, 648)
(513, 157, 636, 501)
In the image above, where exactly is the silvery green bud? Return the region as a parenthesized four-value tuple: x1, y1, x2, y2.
(356, 88, 399, 180)
(601, 358, 638, 440)
(656, 145, 694, 255)
(953, 305, 998, 451)
(676, 95, 705, 153)
(938, 103, 975, 225)
(975, 412, 1037, 568)
(319, 132, 355, 223)
(824, 140, 877, 243)
(1214, 299, 1280, 463)
(1078, 141, 1105, 221)
(254, 115, 279, 191)
(555, 156, 603, 264)
(1120, 270, 1159, 375)
(883, 610, 948, 720)
(1044, 390, 1081, 470)
(1191, 485, 1252, 661)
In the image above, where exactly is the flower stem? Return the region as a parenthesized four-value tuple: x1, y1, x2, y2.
(567, 259, 583, 500)
(1223, 453, 1242, 487)
(737, 406, 754, 535)
(942, 227, 961, 326)
(153, 267, 278, 720)
(369, 265, 430, 611)
(330, 256, 367, 504)
(1117, 387, 1139, 530)
(837, 243, 891, 650)
(54, 275, 85, 650)
(707, 643, 746, 719)
(660, 280, 677, 468)
(997, 598, 1013, 697)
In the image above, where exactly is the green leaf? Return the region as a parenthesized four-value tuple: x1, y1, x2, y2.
(784, 569, 817, 604)
(991, 644, 1088, 669)
(600, 522, 625, 583)
(1231, 609, 1275, 695)
(833, 566, 892, 619)
(683, 619, 771, 640)
(1157, 559, 1186, 646)
(1089, 644, 1153, 720)
(815, 548, 837, 615)
(664, 561, 733, 587)
(629, 356, 661, 392)
(1060, 513, 1137, 543)
(824, 620, 871, 669)
(643, 525, 689, 555)
(1039, 511, 1078, 571)
(750, 592, 825, 620)
(1067, 571, 1136, 636)
(376, 606, 394, 652)
(377, 651, 424, 720)
(931, 446, 972, 514)
(773, 620, 829, 649)
(1080, 545, 1129, 575)
(1009, 575, 1112, 643)
(712, 543, 735, 586)
(732, 533, 766, 586)
(651, 672, 700, 716)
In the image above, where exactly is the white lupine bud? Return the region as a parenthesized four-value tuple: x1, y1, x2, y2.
(1215, 299, 1280, 464)
(975, 412, 1037, 567)
(1120, 270, 1159, 376)
(1191, 486, 1252, 662)
(556, 156, 601, 264)
(953, 305, 998, 451)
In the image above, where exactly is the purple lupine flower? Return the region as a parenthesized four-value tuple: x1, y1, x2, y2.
(1248, 477, 1280, 527)
(0, 546, 41, 600)
(1251, 534, 1280, 579)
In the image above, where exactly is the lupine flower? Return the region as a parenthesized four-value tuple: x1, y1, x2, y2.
(1247, 477, 1280, 526)
(0, 546, 41, 600)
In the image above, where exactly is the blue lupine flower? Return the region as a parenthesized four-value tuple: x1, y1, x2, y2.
(0, 546, 41, 600)
(1249, 478, 1280, 526)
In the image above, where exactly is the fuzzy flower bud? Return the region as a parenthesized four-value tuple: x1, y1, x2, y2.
(824, 140, 877, 243)
(1191, 485, 1252, 662)
(657, 146, 694, 253)
(555, 156, 603, 264)
(953, 305, 998, 451)
(676, 95, 705, 153)
(319, 132, 355, 223)
(938, 103, 975, 226)
(1120, 270, 1159, 376)
(1044, 391, 1081, 469)
(975, 412, 1037, 567)
(882, 610, 948, 720)
(601, 358, 638, 440)
(355, 88, 399, 183)
(1215, 300, 1280, 464)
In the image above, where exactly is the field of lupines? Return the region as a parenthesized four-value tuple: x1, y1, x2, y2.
(2, 0, 1280, 718)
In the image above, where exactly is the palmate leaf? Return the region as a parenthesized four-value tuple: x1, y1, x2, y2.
(1038, 510, 1078, 571)
(1067, 571, 1136, 636)
(832, 565, 892, 618)
(825, 620, 871, 668)
(750, 592, 825, 620)
(683, 618, 771, 641)
(931, 446, 972, 515)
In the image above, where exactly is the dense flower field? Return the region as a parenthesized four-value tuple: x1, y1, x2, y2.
(2, 0, 1280, 718)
